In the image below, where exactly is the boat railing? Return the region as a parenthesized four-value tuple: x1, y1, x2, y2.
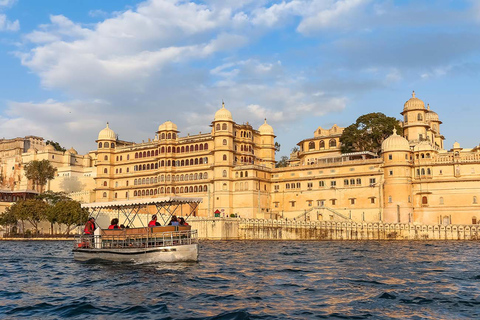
(74, 229, 198, 250)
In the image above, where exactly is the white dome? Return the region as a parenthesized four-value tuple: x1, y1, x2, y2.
(258, 119, 274, 135)
(413, 140, 434, 152)
(403, 91, 425, 111)
(158, 121, 178, 132)
(98, 123, 116, 141)
(214, 102, 232, 121)
(382, 129, 410, 152)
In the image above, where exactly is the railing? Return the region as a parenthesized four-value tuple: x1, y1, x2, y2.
(74, 229, 198, 250)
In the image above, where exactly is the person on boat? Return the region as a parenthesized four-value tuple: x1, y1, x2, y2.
(179, 217, 188, 226)
(148, 214, 161, 227)
(108, 218, 120, 229)
(120, 224, 125, 229)
(84, 217, 96, 235)
(168, 215, 180, 226)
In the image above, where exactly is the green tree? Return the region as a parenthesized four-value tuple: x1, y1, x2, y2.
(340, 112, 403, 154)
(276, 156, 289, 168)
(274, 142, 281, 153)
(45, 140, 66, 152)
(24, 160, 56, 193)
(0, 206, 18, 234)
(10, 199, 48, 234)
(37, 191, 70, 234)
(53, 200, 89, 234)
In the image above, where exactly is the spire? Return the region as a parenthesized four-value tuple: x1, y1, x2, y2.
(393, 128, 397, 135)
(222, 100, 225, 109)
(427, 103, 430, 110)
(412, 91, 415, 98)
(106, 122, 109, 128)
(264, 118, 267, 124)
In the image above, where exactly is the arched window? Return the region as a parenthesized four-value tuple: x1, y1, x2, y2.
(161, 160, 164, 167)
(146, 190, 150, 196)
(427, 168, 431, 175)
(142, 164, 146, 170)
(417, 113, 423, 121)
(216, 124, 220, 130)
(104, 168, 108, 174)
(134, 191, 137, 196)
(223, 154, 227, 161)
(199, 186, 203, 192)
(319, 140, 325, 149)
(473, 216, 477, 224)
(161, 133, 165, 139)
(103, 181, 107, 186)
(167, 147, 171, 153)
(329, 139, 337, 147)
(223, 170, 227, 177)
(167, 160, 171, 166)
(134, 179, 137, 185)
(222, 123, 227, 130)
(154, 189, 158, 195)
(143, 151, 146, 157)
(223, 139, 227, 145)
(422, 196, 428, 204)
(195, 144, 199, 151)
(194, 173, 198, 180)
(98, 142, 102, 148)
(189, 186, 193, 193)
(195, 158, 199, 165)
(180, 187, 184, 193)
(111, 143, 115, 148)
(161, 147, 165, 153)
(147, 151, 150, 157)
(104, 155, 108, 160)
(194, 186, 198, 192)
(199, 144, 203, 151)
(190, 159, 194, 165)
(204, 157, 208, 164)
(439, 197, 444, 205)
(204, 143, 208, 150)
(181, 146, 185, 153)
(189, 174, 193, 180)
(155, 150, 158, 156)
(186, 146, 189, 152)
(167, 133, 171, 139)
(103, 192, 107, 198)
(309, 141, 315, 150)
(161, 175, 164, 182)
(155, 163, 158, 169)
(177, 147, 180, 153)
(173, 133, 176, 139)
(245, 171, 248, 177)
(147, 164, 150, 170)
(204, 172, 208, 179)
(388, 196, 392, 203)
(199, 158, 203, 164)
(474, 196, 478, 204)
(160, 187, 164, 193)
(166, 187, 170, 193)
(204, 184, 207, 191)
(421, 168, 425, 175)
(104, 142, 109, 148)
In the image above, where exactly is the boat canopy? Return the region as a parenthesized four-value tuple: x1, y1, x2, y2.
(81, 197, 203, 210)
(81, 196, 203, 227)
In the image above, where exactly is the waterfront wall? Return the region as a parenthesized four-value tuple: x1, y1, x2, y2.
(189, 218, 480, 240)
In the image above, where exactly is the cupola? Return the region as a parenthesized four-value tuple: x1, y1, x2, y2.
(258, 118, 274, 135)
(98, 122, 116, 141)
(381, 129, 410, 152)
(403, 91, 425, 112)
(214, 102, 232, 121)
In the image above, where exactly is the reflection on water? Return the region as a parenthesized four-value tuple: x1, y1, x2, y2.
(0, 240, 479, 319)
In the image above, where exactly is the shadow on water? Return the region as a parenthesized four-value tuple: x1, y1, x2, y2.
(1, 240, 479, 319)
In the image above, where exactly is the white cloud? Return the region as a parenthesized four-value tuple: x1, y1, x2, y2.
(0, 0, 17, 7)
(0, 13, 19, 31)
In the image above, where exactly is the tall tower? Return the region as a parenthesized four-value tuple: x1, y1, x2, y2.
(401, 91, 428, 144)
(211, 102, 235, 215)
(257, 119, 276, 168)
(95, 123, 116, 201)
(382, 129, 413, 223)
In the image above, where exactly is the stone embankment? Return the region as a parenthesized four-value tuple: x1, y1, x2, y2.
(189, 218, 480, 241)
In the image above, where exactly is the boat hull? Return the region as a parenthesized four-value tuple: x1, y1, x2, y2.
(73, 243, 198, 263)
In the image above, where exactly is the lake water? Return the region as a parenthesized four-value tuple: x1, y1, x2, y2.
(0, 241, 479, 319)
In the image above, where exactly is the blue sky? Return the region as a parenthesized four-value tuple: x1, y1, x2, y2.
(0, 0, 480, 156)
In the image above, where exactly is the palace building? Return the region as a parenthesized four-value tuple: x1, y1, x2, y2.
(1, 92, 479, 225)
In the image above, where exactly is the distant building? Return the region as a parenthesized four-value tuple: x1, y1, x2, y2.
(1, 92, 479, 225)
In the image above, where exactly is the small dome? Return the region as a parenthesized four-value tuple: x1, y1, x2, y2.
(404, 91, 425, 111)
(158, 121, 178, 132)
(258, 119, 274, 135)
(214, 102, 232, 121)
(453, 141, 461, 149)
(67, 147, 78, 155)
(382, 129, 410, 152)
(426, 106, 439, 121)
(414, 140, 434, 152)
(44, 144, 55, 151)
(98, 122, 116, 141)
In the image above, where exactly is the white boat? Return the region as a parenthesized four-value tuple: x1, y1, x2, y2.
(72, 197, 202, 263)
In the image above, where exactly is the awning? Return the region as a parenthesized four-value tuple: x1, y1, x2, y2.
(82, 196, 203, 210)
